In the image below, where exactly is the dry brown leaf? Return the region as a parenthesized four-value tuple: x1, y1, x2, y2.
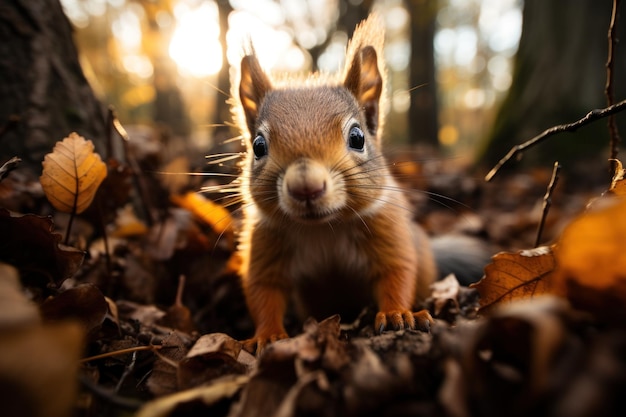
(178, 333, 249, 389)
(608, 159, 626, 196)
(471, 246, 556, 313)
(171, 191, 232, 235)
(552, 197, 626, 319)
(0, 208, 84, 288)
(138, 375, 248, 417)
(40, 132, 107, 214)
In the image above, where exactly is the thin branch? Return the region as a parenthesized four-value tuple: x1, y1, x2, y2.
(535, 162, 561, 247)
(485, 98, 626, 182)
(80, 344, 161, 363)
(606, 0, 622, 169)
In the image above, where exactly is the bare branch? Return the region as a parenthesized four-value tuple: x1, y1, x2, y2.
(485, 98, 626, 182)
(606, 0, 622, 171)
(535, 162, 561, 248)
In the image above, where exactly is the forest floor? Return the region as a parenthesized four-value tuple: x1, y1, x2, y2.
(1, 132, 625, 417)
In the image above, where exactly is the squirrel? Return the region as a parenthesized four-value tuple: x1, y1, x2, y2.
(232, 14, 486, 353)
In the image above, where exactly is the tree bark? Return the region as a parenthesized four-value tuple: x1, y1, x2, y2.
(479, 0, 626, 170)
(0, 0, 106, 175)
(406, 0, 439, 146)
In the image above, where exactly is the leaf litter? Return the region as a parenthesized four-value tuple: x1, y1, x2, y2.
(1, 130, 626, 417)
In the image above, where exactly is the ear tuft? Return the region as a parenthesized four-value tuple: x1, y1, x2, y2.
(342, 14, 386, 136)
(239, 53, 272, 135)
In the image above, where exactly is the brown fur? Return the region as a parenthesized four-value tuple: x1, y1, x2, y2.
(234, 14, 437, 353)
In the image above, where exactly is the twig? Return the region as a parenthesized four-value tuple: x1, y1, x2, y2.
(109, 107, 156, 226)
(0, 156, 21, 181)
(606, 0, 622, 172)
(485, 98, 626, 182)
(535, 162, 561, 247)
(115, 351, 137, 393)
(79, 375, 143, 410)
(80, 344, 161, 363)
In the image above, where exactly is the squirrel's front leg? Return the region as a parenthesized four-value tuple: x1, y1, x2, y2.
(242, 280, 289, 354)
(374, 270, 434, 333)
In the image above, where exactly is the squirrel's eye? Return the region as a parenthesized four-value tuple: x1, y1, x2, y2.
(348, 125, 365, 151)
(252, 135, 268, 159)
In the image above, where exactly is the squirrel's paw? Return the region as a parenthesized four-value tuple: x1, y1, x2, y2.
(242, 331, 289, 355)
(375, 309, 434, 334)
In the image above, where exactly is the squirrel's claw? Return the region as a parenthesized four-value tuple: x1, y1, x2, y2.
(375, 309, 433, 334)
(242, 332, 289, 355)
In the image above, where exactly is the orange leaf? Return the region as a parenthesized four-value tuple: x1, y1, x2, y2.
(40, 132, 107, 214)
(471, 246, 556, 313)
(171, 192, 232, 235)
(552, 197, 626, 319)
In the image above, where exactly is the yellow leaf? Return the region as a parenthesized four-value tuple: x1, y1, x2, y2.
(471, 246, 556, 313)
(40, 133, 107, 214)
(171, 192, 232, 235)
(552, 197, 626, 319)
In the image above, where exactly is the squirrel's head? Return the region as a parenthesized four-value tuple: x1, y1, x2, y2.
(235, 14, 391, 225)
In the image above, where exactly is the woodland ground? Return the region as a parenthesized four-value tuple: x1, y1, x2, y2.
(1, 132, 625, 417)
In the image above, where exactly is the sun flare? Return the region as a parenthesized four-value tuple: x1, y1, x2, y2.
(169, 2, 222, 77)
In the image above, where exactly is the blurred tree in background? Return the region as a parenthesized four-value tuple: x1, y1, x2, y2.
(0, 0, 107, 173)
(479, 0, 626, 173)
(13, 0, 611, 179)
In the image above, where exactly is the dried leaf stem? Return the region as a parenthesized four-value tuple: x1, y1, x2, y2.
(535, 162, 561, 247)
(485, 98, 626, 182)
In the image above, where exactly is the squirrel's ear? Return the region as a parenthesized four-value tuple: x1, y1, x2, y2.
(239, 54, 272, 135)
(343, 46, 383, 135)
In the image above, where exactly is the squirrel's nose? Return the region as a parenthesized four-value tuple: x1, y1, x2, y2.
(288, 181, 326, 202)
(283, 158, 329, 202)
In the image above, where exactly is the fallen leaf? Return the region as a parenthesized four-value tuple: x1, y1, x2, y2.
(40, 284, 108, 338)
(172, 191, 232, 235)
(443, 296, 573, 417)
(0, 262, 40, 327)
(178, 333, 249, 389)
(431, 274, 461, 316)
(147, 332, 191, 396)
(40, 132, 107, 214)
(158, 275, 196, 333)
(137, 375, 248, 417)
(552, 197, 626, 319)
(109, 204, 148, 237)
(471, 246, 556, 313)
(608, 159, 626, 196)
(0, 263, 84, 417)
(0, 208, 84, 289)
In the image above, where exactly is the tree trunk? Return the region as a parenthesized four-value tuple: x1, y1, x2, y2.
(406, 0, 439, 146)
(213, 0, 235, 144)
(479, 0, 626, 171)
(0, 0, 107, 175)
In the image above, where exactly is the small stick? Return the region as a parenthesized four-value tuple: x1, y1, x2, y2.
(80, 344, 161, 363)
(606, 0, 622, 171)
(485, 99, 626, 182)
(535, 162, 561, 247)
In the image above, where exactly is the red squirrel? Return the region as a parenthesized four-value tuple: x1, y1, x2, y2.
(233, 14, 475, 353)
